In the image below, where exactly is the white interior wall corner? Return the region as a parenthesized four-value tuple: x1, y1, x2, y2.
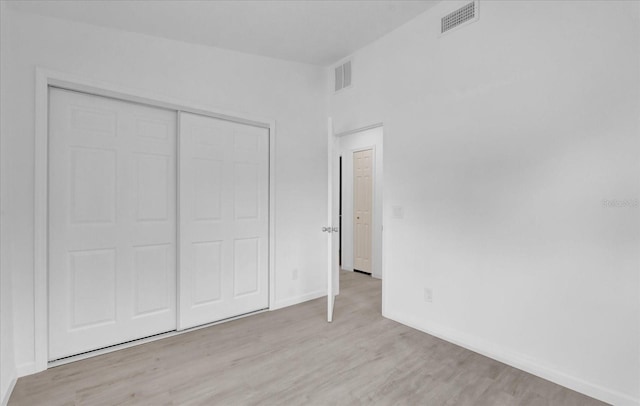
(330, 1, 640, 404)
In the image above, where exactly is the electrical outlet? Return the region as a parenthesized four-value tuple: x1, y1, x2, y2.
(424, 288, 433, 303)
(392, 206, 404, 219)
(292, 269, 298, 280)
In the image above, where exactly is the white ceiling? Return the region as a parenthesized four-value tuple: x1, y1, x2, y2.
(6, 0, 438, 66)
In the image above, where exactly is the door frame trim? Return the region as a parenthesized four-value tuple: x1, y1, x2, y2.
(34, 67, 277, 374)
(334, 122, 383, 138)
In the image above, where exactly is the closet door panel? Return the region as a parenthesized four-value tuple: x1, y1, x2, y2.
(179, 112, 268, 329)
(49, 88, 177, 360)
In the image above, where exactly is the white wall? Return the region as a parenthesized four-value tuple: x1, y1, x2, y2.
(330, 1, 639, 405)
(1, 8, 328, 376)
(0, 238, 16, 406)
(0, 2, 18, 403)
(338, 127, 383, 279)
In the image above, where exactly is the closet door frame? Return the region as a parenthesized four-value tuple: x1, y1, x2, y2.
(32, 68, 276, 375)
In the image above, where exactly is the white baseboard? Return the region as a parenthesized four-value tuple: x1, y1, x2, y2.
(16, 362, 36, 378)
(384, 311, 639, 406)
(1, 377, 17, 406)
(271, 290, 325, 310)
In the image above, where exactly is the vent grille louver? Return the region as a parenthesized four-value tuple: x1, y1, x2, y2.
(441, 2, 476, 34)
(342, 61, 352, 88)
(334, 60, 352, 92)
(335, 66, 343, 91)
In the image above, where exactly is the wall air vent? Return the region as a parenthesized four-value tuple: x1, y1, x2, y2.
(441, 1, 478, 35)
(334, 60, 352, 92)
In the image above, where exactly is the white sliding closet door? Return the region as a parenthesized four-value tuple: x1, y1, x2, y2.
(49, 88, 177, 360)
(179, 112, 269, 329)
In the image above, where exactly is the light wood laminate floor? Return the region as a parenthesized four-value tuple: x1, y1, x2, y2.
(10, 271, 607, 405)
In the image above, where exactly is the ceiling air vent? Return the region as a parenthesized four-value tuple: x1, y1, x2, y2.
(441, 1, 478, 35)
(335, 60, 352, 92)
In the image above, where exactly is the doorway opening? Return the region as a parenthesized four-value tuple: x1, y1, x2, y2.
(339, 156, 342, 267)
(336, 126, 383, 281)
(327, 120, 383, 322)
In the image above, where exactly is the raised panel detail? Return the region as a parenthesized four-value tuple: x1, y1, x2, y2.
(193, 241, 222, 305)
(234, 163, 259, 219)
(354, 149, 373, 273)
(194, 124, 227, 146)
(70, 107, 116, 135)
(234, 132, 259, 151)
(136, 153, 170, 221)
(133, 244, 171, 316)
(70, 148, 116, 224)
(136, 118, 169, 141)
(194, 158, 222, 221)
(69, 249, 116, 329)
(234, 238, 259, 296)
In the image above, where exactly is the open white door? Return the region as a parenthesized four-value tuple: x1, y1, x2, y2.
(327, 118, 340, 322)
